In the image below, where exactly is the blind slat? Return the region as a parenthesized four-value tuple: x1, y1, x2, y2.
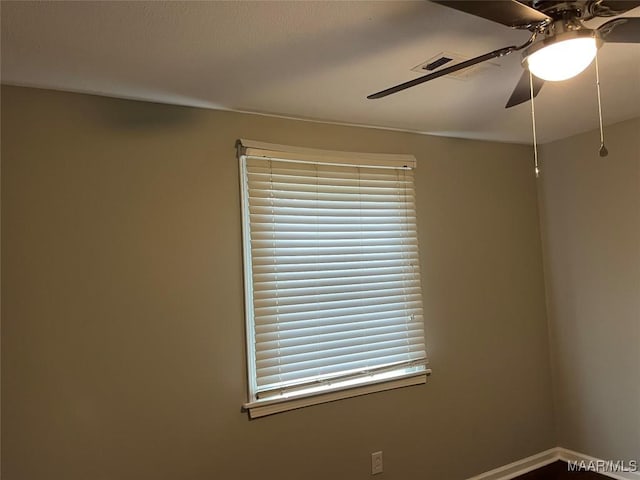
(251, 272, 420, 291)
(256, 342, 425, 374)
(252, 258, 418, 274)
(258, 350, 427, 388)
(252, 251, 417, 266)
(254, 286, 422, 307)
(254, 302, 424, 327)
(255, 293, 423, 316)
(255, 314, 424, 338)
(257, 324, 424, 352)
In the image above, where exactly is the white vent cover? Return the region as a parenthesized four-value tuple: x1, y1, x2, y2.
(411, 51, 499, 81)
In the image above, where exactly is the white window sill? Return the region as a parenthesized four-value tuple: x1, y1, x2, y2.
(243, 369, 431, 419)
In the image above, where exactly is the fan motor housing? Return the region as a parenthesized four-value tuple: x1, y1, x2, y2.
(530, 0, 588, 18)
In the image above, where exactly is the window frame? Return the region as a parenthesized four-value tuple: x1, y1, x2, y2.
(237, 139, 431, 418)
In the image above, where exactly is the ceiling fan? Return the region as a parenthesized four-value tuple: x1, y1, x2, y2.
(367, 0, 640, 108)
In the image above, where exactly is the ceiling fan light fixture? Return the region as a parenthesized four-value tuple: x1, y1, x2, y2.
(525, 31, 599, 82)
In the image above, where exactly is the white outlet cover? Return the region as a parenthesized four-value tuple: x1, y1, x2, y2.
(371, 451, 383, 475)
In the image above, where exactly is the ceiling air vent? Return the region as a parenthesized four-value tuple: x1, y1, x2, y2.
(411, 51, 499, 81)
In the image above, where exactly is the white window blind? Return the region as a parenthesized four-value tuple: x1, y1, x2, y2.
(238, 140, 429, 418)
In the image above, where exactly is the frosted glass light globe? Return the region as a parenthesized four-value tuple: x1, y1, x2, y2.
(526, 37, 597, 81)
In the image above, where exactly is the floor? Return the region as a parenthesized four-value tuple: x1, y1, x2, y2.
(513, 461, 609, 479)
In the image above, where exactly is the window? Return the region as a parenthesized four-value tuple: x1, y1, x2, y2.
(238, 140, 430, 418)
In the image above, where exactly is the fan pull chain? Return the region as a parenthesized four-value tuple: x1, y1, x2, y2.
(595, 54, 608, 157)
(529, 70, 540, 178)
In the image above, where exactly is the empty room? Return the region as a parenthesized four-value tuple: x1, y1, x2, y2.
(1, 1, 638, 479)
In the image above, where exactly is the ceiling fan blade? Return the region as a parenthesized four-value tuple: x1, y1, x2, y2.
(592, 1, 640, 15)
(599, 17, 640, 43)
(431, 1, 550, 28)
(505, 70, 544, 108)
(368, 46, 515, 99)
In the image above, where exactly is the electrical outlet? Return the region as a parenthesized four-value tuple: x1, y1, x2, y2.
(371, 451, 383, 475)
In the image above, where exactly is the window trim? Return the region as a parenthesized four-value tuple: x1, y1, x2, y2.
(243, 369, 431, 419)
(237, 139, 417, 169)
(237, 139, 430, 418)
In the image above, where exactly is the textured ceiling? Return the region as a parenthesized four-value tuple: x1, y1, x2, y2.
(1, 1, 639, 143)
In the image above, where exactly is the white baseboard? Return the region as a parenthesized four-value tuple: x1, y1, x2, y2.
(467, 447, 640, 480)
(465, 448, 558, 480)
(557, 448, 640, 480)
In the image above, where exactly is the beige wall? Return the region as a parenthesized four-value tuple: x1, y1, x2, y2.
(1, 86, 554, 480)
(538, 118, 640, 463)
